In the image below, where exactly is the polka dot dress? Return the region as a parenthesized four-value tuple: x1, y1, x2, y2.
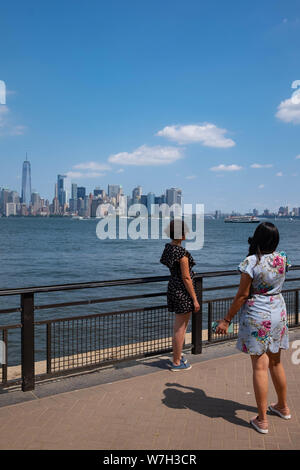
(160, 243, 196, 315)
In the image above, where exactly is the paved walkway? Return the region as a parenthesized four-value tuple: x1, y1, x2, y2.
(0, 341, 299, 449)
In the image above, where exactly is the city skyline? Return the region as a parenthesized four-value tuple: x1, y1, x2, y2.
(0, 157, 185, 217)
(1, 156, 300, 218)
(1, 2, 300, 212)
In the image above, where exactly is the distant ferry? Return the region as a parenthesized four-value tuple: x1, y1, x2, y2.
(224, 216, 260, 223)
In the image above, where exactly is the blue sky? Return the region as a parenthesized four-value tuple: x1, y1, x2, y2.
(0, 0, 300, 212)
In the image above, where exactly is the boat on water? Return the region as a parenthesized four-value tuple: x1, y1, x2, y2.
(224, 216, 260, 223)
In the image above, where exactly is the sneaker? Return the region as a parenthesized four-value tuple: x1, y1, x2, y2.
(181, 354, 187, 364)
(250, 416, 268, 434)
(170, 361, 192, 371)
(269, 404, 291, 420)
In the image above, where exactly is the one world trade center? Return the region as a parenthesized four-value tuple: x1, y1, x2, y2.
(21, 154, 32, 207)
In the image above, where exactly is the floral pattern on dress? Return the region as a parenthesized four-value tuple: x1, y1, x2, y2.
(236, 251, 290, 355)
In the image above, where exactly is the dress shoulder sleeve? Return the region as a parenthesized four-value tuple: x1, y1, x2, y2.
(174, 246, 187, 262)
(238, 255, 256, 279)
(280, 251, 292, 271)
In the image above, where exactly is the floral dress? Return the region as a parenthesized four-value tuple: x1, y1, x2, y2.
(237, 251, 291, 355)
(160, 243, 196, 315)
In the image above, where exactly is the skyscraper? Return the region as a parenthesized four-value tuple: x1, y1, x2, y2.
(108, 184, 121, 199)
(21, 155, 32, 207)
(132, 185, 142, 204)
(77, 186, 86, 200)
(166, 188, 182, 206)
(147, 192, 155, 215)
(57, 175, 67, 207)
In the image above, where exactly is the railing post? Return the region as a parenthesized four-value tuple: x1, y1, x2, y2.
(296, 290, 299, 326)
(208, 301, 212, 343)
(192, 277, 203, 354)
(46, 323, 52, 374)
(1, 330, 7, 384)
(21, 292, 35, 391)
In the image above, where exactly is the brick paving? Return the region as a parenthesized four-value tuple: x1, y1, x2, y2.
(0, 347, 299, 449)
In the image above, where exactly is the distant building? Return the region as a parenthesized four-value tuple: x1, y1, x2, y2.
(6, 202, 16, 216)
(31, 192, 41, 214)
(140, 195, 148, 207)
(166, 188, 182, 207)
(91, 198, 102, 217)
(155, 195, 166, 205)
(71, 183, 78, 199)
(94, 187, 102, 198)
(77, 186, 86, 200)
(147, 192, 155, 215)
(57, 175, 67, 207)
(21, 156, 32, 207)
(132, 186, 142, 204)
(108, 185, 121, 199)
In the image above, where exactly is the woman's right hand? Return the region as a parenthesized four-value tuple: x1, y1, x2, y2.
(193, 300, 200, 312)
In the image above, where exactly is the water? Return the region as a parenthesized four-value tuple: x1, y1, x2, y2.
(1, 217, 299, 365)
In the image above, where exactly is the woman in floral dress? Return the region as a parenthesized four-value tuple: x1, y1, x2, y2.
(216, 222, 291, 434)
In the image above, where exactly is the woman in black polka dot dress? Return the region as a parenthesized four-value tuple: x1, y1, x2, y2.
(160, 219, 200, 371)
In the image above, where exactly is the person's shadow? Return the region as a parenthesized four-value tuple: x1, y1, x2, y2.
(163, 383, 257, 428)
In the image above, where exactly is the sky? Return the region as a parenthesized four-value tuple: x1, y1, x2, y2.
(0, 0, 300, 213)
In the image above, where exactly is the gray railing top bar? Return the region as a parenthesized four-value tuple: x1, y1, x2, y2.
(0, 265, 299, 297)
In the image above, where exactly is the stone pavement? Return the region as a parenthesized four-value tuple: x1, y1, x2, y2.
(0, 334, 299, 450)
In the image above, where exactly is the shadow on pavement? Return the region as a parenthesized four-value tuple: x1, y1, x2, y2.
(163, 382, 257, 429)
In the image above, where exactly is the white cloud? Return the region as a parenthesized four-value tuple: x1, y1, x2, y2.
(0, 105, 9, 125)
(108, 145, 183, 166)
(210, 164, 242, 172)
(295, 155, 300, 159)
(156, 123, 235, 148)
(0, 105, 26, 136)
(250, 163, 273, 168)
(66, 171, 106, 179)
(10, 125, 27, 135)
(276, 83, 300, 124)
(116, 168, 124, 173)
(185, 175, 197, 180)
(276, 172, 283, 176)
(73, 161, 111, 171)
(258, 184, 265, 189)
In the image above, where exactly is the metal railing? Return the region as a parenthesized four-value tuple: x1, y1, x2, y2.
(0, 267, 300, 391)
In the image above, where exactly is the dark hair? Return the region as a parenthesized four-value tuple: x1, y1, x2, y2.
(248, 222, 279, 260)
(166, 219, 189, 240)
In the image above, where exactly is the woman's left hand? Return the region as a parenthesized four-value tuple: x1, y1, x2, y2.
(215, 319, 229, 335)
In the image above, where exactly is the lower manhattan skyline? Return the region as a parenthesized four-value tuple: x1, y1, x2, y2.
(1, 156, 300, 218)
(1, 1, 300, 213)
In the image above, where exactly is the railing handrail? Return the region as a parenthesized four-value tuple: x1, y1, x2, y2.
(1, 265, 300, 297)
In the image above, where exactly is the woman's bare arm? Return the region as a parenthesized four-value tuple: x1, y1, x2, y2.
(179, 256, 200, 312)
(216, 273, 252, 333)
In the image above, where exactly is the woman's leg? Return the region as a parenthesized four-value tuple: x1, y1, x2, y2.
(267, 350, 290, 414)
(251, 353, 269, 421)
(172, 312, 191, 365)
